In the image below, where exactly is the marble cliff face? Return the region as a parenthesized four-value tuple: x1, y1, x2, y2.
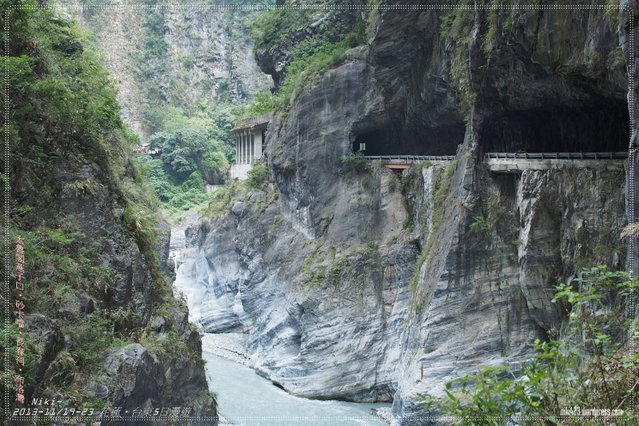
(185, 1, 635, 423)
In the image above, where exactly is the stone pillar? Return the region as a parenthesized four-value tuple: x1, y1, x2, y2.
(244, 131, 248, 164)
(242, 130, 246, 164)
(236, 136, 239, 165)
(251, 132, 255, 163)
(255, 129, 263, 160)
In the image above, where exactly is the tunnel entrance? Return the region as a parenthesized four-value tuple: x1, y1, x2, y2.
(352, 123, 465, 156)
(479, 98, 629, 153)
(353, 128, 397, 156)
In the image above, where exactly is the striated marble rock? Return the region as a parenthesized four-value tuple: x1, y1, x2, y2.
(186, 1, 631, 424)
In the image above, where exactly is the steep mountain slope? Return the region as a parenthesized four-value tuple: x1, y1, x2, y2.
(58, 0, 272, 139)
(1, 3, 216, 423)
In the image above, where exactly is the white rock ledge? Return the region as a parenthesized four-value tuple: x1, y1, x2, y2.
(201, 332, 250, 366)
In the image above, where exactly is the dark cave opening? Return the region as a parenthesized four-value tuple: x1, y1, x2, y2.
(480, 98, 629, 153)
(352, 128, 397, 156)
(352, 123, 465, 156)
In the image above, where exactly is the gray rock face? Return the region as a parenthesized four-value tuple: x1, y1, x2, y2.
(393, 164, 626, 422)
(620, 0, 639, 272)
(25, 314, 65, 383)
(231, 201, 245, 217)
(104, 343, 163, 410)
(101, 334, 215, 425)
(188, 173, 414, 401)
(157, 218, 175, 279)
(185, 2, 630, 424)
(191, 158, 626, 408)
(59, 1, 271, 138)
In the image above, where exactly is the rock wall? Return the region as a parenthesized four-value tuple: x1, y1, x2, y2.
(185, 0, 631, 423)
(19, 132, 217, 426)
(58, 0, 271, 138)
(620, 0, 639, 272)
(189, 159, 626, 401)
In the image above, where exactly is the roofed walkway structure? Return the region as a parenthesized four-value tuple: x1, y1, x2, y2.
(229, 113, 272, 180)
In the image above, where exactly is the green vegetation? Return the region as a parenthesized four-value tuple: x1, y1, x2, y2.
(137, 102, 239, 217)
(438, 4, 475, 115)
(299, 239, 380, 290)
(249, 4, 367, 113)
(340, 152, 372, 178)
(204, 185, 234, 219)
(245, 161, 270, 190)
(327, 257, 347, 288)
(356, 241, 379, 263)
(418, 266, 639, 424)
(305, 265, 328, 289)
(364, 0, 380, 38)
(148, 126, 228, 181)
(469, 215, 491, 239)
(274, 30, 366, 111)
(604, 0, 619, 29)
(237, 91, 278, 121)
(1, 1, 214, 415)
(140, 328, 191, 364)
(479, 0, 513, 57)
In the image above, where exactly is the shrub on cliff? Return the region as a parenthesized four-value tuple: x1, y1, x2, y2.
(246, 162, 270, 190)
(418, 266, 639, 424)
(250, 1, 367, 112)
(340, 152, 371, 178)
(238, 91, 277, 120)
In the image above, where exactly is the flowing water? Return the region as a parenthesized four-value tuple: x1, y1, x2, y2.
(203, 352, 390, 425)
(170, 225, 391, 425)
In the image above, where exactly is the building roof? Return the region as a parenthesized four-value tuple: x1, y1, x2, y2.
(233, 113, 273, 132)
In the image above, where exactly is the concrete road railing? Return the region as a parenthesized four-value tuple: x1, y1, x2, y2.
(364, 152, 628, 162)
(363, 152, 628, 173)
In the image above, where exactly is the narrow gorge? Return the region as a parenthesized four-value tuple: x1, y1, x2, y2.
(4, 1, 637, 425)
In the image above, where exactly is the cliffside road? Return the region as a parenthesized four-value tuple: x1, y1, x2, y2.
(366, 152, 629, 172)
(484, 152, 628, 172)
